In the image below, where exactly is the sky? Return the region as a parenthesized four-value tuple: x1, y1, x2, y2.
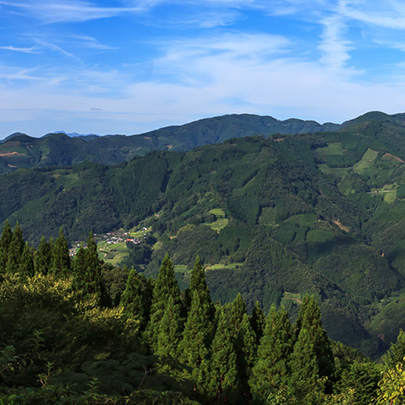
(1, 1, 405, 138)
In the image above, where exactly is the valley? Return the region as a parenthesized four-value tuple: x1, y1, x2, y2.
(2, 112, 405, 358)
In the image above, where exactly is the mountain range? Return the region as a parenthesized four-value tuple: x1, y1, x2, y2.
(3, 110, 405, 357)
(2, 111, 400, 174)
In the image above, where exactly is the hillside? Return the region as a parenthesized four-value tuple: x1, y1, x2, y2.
(0, 114, 342, 173)
(3, 111, 405, 356)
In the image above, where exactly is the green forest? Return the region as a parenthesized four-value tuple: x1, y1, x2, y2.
(3, 112, 405, 402)
(1, 223, 405, 404)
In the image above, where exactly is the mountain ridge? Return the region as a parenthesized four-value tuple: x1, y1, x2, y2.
(0, 111, 398, 174)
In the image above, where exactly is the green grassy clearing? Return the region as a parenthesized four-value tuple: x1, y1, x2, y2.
(202, 208, 229, 232)
(384, 190, 397, 204)
(370, 184, 397, 204)
(353, 148, 378, 174)
(97, 241, 129, 265)
(205, 262, 243, 271)
(209, 208, 225, 216)
(174, 264, 189, 274)
(320, 142, 344, 155)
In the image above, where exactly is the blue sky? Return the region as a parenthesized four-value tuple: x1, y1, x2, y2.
(1, 1, 405, 137)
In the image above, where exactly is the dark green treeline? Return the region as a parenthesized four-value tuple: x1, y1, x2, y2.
(0, 223, 405, 404)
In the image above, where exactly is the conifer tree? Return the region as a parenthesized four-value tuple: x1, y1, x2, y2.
(50, 228, 71, 278)
(225, 293, 255, 400)
(250, 300, 265, 346)
(289, 327, 323, 403)
(382, 329, 405, 369)
(18, 241, 34, 278)
(72, 233, 107, 305)
(146, 254, 182, 352)
(179, 290, 211, 393)
(34, 236, 52, 275)
(189, 256, 215, 340)
(120, 268, 149, 329)
(207, 307, 239, 402)
(5, 223, 24, 274)
(250, 305, 294, 403)
(0, 220, 12, 273)
(295, 295, 335, 380)
(156, 295, 183, 359)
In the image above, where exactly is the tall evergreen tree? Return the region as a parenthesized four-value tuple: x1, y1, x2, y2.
(0, 220, 12, 273)
(250, 305, 294, 403)
(145, 254, 182, 352)
(72, 233, 107, 305)
(34, 236, 52, 275)
(189, 256, 215, 340)
(50, 228, 71, 278)
(156, 295, 183, 359)
(225, 293, 255, 400)
(250, 301, 265, 346)
(18, 242, 34, 278)
(295, 295, 335, 381)
(120, 268, 150, 330)
(289, 327, 323, 403)
(5, 223, 24, 274)
(179, 290, 212, 394)
(207, 307, 239, 403)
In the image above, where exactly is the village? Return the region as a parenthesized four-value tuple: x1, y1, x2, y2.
(69, 227, 150, 261)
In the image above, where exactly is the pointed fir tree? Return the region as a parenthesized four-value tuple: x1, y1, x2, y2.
(0, 220, 12, 273)
(225, 293, 255, 398)
(34, 236, 52, 275)
(239, 312, 257, 401)
(72, 233, 107, 305)
(18, 241, 34, 279)
(50, 228, 71, 278)
(156, 295, 183, 359)
(295, 295, 335, 381)
(179, 290, 212, 394)
(289, 327, 323, 403)
(189, 256, 215, 341)
(250, 305, 294, 403)
(207, 307, 239, 403)
(250, 300, 266, 346)
(5, 222, 24, 274)
(120, 268, 149, 329)
(145, 254, 182, 352)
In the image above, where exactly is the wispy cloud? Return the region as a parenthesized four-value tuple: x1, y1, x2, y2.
(70, 35, 116, 50)
(340, 0, 405, 30)
(34, 38, 79, 60)
(318, 14, 353, 71)
(0, 0, 146, 24)
(0, 45, 39, 53)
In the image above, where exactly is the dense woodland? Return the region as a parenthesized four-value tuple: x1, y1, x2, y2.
(1, 223, 405, 404)
(3, 112, 405, 402)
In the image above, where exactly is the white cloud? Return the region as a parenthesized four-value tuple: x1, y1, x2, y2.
(0, 45, 39, 53)
(340, 0, 405, 30)
(70, 35, 116, 50)
(0, 0, 145, 24)
(318, 15, 353, 71)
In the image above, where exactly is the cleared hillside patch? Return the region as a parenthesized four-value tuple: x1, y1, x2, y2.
(353, 148, 378, 174)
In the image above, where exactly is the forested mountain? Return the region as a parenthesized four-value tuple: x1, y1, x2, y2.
(4, 111, 405, 401)
(0, 112, 358, 174)
(3, 111, 405, 359)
